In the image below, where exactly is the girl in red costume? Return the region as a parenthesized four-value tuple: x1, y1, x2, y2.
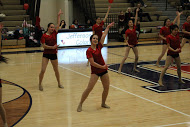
(39, 9, 64, 91)
(118, 9, 139, 73)
(87, 6, 111, 66)
(158, 12, 185, 86)
(77, 22, 114, 112)
(156, 12, 180, 67)
(181, 15, 190, 48)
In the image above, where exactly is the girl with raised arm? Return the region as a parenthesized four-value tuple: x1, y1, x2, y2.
(156, 12, 180, 67)
(158, 12, 185, 86)
(181, 15, 190, 48)
(39, 9, 64, 91)
(118, 8, 139, 73)
(77, 22, 114, 112)
(87, 6, 111, 66)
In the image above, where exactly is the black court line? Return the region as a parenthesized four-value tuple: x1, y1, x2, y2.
(1, 42, 162, 55)
(2, 79, 32, 127)
(2, 41, 190, 55)
(106, 42, 163, 48)
(1, 49, 43, 55)
(108, 62, 190, 93)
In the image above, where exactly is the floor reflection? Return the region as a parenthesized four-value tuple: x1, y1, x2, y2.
(57, 47, 108, 64)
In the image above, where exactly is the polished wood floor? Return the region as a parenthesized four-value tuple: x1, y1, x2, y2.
(0, 41, 190, 127)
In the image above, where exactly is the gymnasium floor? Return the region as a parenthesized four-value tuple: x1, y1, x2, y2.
(0, 41, 190, 127)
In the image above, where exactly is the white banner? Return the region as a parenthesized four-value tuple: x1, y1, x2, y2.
(57, 31, 108, 47)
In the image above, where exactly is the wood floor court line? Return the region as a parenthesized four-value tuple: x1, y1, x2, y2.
(58, 65, 190, 118)
(1, 80, 32, 127)
(1, 60, 189, 119)
(1, 43, 189, 126)
(154, 122, 190, 127)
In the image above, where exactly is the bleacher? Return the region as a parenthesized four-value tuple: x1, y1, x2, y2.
(168, 0, 190, 15)
(0, 0, 33, 49)
(1, 0, 189, 47)
(94, 0, 189, 41)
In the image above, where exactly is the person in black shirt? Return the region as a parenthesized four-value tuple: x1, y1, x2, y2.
(180, 0, 190, 10)
(59, 20, 66, 29)
(125, 8, 135, 23)
(0, 0, 3, 6)
(86, 19, 93, 28)
(134, 3, 152, 22)
(118, 10, 125, 28)
(129, 0, 147, 7)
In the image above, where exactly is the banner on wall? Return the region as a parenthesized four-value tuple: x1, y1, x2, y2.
(57, 31, 108, 47)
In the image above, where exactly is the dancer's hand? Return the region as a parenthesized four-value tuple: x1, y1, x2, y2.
(128, 44, 134, 48)
(177, 11, 183, 16)
(108, 22, 114, 28)
(175, 48, 181, 53)
(58, 9, 63, 16)
(176, 11, 179, 16)
(102, 64, 109, 69)
(126, 41, 133, 47)
(179, 48, 181, 53)
(108, 5, 111, 10)
(53, 44, 59, 49)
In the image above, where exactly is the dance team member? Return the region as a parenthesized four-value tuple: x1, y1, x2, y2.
(87, 6, 111, 66)
(181, 15, 190, 48)
(39, 9, 64, 91)
(118, 8, 139, 73)
(156, 12, 180, 67)
(77, 22, 115, 112)
(158, 13, 185, 86)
